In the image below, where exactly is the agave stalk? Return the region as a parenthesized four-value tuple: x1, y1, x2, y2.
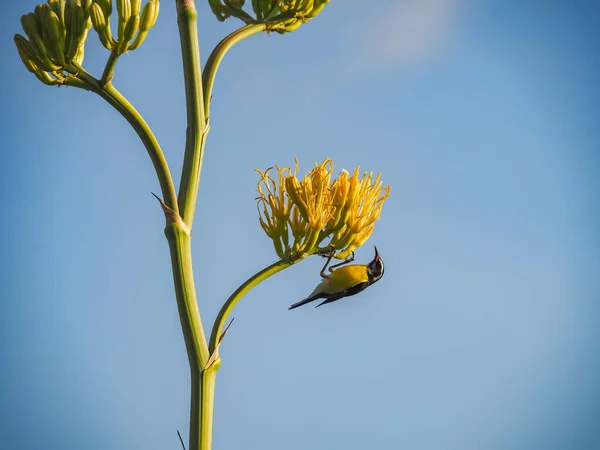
(171, 3, 271, 449)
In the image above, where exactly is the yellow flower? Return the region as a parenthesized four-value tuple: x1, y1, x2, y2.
(255, 165, 293, 258)
(256, 158, 390, 261)
(327, 169, 390, 258)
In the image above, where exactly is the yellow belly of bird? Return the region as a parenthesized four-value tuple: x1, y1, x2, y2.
(311, 264, 369, 296)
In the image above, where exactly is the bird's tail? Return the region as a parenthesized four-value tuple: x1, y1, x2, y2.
(288, 295, 321, 310)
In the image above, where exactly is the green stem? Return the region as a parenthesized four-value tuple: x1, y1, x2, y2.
(201, 23, 266, 118)
(63, 75, 94, 91)
(200, 366, 218, 450)
(176, 1, 207, 229)
(171, 5, 275, 450)
(165, 223, 210, 366)
(173, 5, 213, 445)
(100, 51, 121, 85)
(75, 69, 179, 212)
(209, 259, 291, 353)
(165, 221, 211, 450)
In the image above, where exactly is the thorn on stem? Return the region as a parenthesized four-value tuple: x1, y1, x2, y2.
(151, 191, 170, 215)
(151, 192, 188, 232)
(204, 318, 236, 370)
(177, 429, 186, 450)
(219, 317, 235, 345)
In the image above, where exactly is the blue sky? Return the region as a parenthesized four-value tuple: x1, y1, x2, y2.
(1, 1, 599, 449)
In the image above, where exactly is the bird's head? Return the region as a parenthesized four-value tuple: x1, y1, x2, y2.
(367, 246, 384, 284)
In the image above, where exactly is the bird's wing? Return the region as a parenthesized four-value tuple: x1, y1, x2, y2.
(315, 281, 370, 307)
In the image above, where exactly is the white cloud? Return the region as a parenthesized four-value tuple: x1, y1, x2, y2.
(343, 0, 462, 74)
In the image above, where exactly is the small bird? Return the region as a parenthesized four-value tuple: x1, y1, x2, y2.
(288, 246, 385, 310)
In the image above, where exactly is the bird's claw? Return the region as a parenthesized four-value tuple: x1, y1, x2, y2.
(318, 244, 336, 258)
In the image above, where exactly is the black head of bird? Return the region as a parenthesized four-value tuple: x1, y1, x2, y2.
(288, 246, 385, 310)
(367, 246, 384, 283)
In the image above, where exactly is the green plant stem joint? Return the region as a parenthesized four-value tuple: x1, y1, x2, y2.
(101, 51, 120, 86)
(163, 215, 213, 450)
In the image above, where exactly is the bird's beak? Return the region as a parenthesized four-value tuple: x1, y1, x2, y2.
(374, 246, 379, 259)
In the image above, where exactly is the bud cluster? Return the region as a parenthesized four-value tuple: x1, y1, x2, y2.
(256, 159, 390, 260)
(209, 0, 330, 33)
(90, 0, 160, 54)
(14, 0, 93, 85)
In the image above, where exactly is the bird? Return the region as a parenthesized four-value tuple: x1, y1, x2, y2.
(288, 246, 385, 310)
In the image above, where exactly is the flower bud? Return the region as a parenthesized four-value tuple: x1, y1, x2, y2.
(119, 13, 139, 52)
(19, 14, 59, 71)
(95, 0, 113, 18)
(15, 34, 58, 86)
(130, 0, 142, 16)
(116, 0, 131, 42)
(127, 0, 159, 50)
(224, 0, 245, 8)
(45, 9, 67, 66)
(139, 0, 158, 31)
(90, 2, 115, 50)
(15, 0, 92, 84)
(48, 0, 66, 23)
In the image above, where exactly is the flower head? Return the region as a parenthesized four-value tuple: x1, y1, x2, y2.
(15, 0, 93, 86)
(256, 158, 390, 261)
(208, 0, 330, 34)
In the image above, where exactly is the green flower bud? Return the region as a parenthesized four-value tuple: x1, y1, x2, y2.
(64, 0, 77, 27)
(224, 0, 245, 9)
(45, 10, 67, 66)
(208, 0, 229, 22)
(74, 43, 85, 65)
(90, 1, 107, 30)
(34, 4, 50, 33)
(48, 0, 66, 24)
(130, 0, 141, 16)
(305, 0, 326, 19)
(127, 0, 159, 51)
(139, 0, 158, 31)
(90, 2, 116, 50)
(20, 13, 56, 70)
(253, 0, 278, 21)
(64, 3, 86, 61)
(14, 34, 58, 85)
(116, 0, 131, 42)
(34, 67, 59, 85)
(95, 0, 113, 18)
(279, 17, 302, 33)
(15, 34, 42, 70)
(119, 13, 139, 52)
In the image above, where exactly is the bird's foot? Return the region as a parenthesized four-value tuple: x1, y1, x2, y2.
(318, 244, 336, 258)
